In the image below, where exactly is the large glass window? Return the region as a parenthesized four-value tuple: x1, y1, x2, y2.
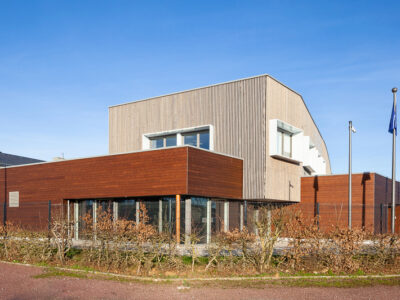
(229, 201, 241, 231)
(98, 200, 113, 214)
(118, 199, 136, 221)
(78, 200, 94, 238)
(191, 198, 208, 243)
(160, 197, 185, 240)
(142, 199, 160, 227)
(277, 129, 292, 158)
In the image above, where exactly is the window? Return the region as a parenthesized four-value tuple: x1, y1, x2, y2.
(199, 131, 210, 149)
(144, 125, 213, 151)
(150, 135, 177, 149)
(118, 199, 136, 221)
(165, 135, 177, 147)
(277, 129, 292, 158)
(183, 130, 209, 149)
(183, 133, 197, 146)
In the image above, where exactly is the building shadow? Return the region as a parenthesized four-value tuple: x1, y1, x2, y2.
(313, 176, 319, 220)
(361, 172, 371, 229)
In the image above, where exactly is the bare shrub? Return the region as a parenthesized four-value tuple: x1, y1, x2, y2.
(50, 214, 73, 264)
(324, 227, 367, 272)
(0, 222, 53, 263)
(284, 211, 326, 271)
(250, 204, 291, 273)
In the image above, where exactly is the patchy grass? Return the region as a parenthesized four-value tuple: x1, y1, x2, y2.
(33, 269, 87, 279)
(270, 277, 400, 288)
(188, 277, 400, 289)
(27, 262, 400, 289)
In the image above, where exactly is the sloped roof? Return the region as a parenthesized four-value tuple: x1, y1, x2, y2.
(0, 152, 44, 167)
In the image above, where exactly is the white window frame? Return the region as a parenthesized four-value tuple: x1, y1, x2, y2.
(142, 125, 214, 151)
(269, 119, 327, 175)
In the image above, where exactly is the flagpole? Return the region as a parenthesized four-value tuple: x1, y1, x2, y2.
(349, 120, 353, 229)
(392, 87, 397, 234)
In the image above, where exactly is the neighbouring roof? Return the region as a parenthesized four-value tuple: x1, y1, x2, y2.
(0, 152, 44, 167)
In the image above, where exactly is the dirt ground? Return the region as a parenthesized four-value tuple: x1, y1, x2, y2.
(0, 262, 399, 300)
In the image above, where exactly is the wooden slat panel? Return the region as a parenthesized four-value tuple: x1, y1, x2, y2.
(0, 147, 243, 229)
(374, 174, 400, 233)
(299, 174, 375, 232)
(187, 147, 243, 199)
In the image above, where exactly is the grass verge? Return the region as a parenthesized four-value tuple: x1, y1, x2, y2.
(26, 262, 400, 289)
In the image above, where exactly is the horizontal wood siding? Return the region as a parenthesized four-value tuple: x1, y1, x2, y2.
(187, 147, 243, 199)
(299, 174, 375, 232)
(0, 147, 243, 229)
(374, 174, 400, 233)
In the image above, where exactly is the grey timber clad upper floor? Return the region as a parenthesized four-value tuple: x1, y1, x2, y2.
(109, 74, 331, 202)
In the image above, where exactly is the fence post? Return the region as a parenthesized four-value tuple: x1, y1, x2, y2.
(380, 203, 384, 234)
(3, 201, 6, 227)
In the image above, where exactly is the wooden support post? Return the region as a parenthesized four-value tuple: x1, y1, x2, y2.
(176, 195, 181, 244)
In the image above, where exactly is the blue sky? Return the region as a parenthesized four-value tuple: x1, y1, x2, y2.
(0, 1, 399, 176)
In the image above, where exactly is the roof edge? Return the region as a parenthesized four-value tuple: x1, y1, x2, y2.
(0, 146, 243, 170)
(108, 74, 270, 109)
(108, 73, 331, 173)
(266, 76, 332, 174)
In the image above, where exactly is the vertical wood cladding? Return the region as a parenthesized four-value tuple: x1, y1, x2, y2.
(300, 174, 375, 232)
(265, 77, 331, 202)
(0, 147, 243, 229)
(109, 76, 266, 199)
(109, 75, 331, 201)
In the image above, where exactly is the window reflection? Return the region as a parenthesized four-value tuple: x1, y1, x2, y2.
(183, 133, 197, 146)
(199, 131, 209, 149)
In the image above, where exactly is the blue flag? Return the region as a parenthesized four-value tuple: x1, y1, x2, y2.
(389, 102, 397, 135)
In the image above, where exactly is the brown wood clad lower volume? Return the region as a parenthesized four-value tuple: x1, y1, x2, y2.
(0, 147, 243, 229)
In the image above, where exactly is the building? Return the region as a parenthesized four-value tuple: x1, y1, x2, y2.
(2, 74, 394, 240)
(300, 173, 400, 233)
(0, 152, 44, 167)
(109, 74, 331, 202)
